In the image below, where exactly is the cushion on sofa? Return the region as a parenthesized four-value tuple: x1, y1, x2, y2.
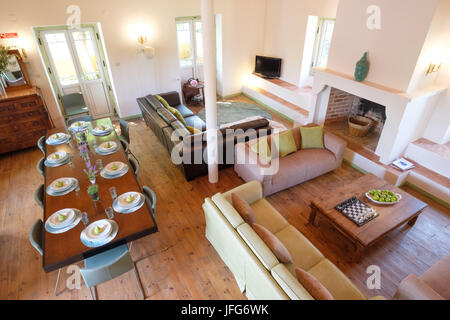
(249, 137, 272, 163)
(168, 106, 188, 126)
(295, 267, 334, 300)
(212, 193, 245, 228)
(174, 104, 195, 118)
(300, 125, 325, 149)
(252, 223, 293, 264)
(222, 180, 263, 205)
(157, 107, 178, 124)
(184, 115, 206, 131)
(237, 223, 279, 270)
(249, 198, 289, 234)
(186, 126, 202, 134)
(271, 264, 314, 300)
(145, 95, 163, 111)
(307, 259, 367, 300)
(232, 193, 257, 225)
(273, 130, 297, 158)
(274, 225, 324, 272)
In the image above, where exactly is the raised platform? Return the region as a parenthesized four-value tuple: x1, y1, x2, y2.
(243, 73, 311, 123)
(405, 138, 450, 179)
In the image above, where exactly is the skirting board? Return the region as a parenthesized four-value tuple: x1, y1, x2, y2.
(242, 92, 294, 123)
(121, 114, 143, 121)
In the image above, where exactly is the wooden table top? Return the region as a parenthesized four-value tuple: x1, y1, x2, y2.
(43, 118, 157, 273)
(311, 174, 427, 247)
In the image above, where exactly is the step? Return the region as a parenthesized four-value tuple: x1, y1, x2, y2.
(404, 138, 450, 179)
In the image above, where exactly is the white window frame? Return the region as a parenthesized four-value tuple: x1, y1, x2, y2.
(310, 18, 335, 76)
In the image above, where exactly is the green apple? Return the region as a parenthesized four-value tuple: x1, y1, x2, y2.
(57, 213, 66, 222)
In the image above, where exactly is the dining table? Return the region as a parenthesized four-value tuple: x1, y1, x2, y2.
(42, 117, 157, 273)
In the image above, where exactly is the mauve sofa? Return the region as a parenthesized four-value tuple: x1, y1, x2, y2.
(234, 126, 347, 196)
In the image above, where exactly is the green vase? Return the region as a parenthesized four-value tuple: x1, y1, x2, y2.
(354, 52, 369, 82)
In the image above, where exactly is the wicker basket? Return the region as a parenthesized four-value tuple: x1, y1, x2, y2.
(348, 115, 373, 137)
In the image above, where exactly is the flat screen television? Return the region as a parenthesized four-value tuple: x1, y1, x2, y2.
(255, 55, 282, 79)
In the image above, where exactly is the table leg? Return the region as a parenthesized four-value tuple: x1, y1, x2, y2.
(308, 206, 320, 226)
(408, 215, 419, 226)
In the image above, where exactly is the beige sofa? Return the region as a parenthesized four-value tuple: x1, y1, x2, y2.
(393, 253, 450, 300)
(203, 180, 383, 300)
(234, 127, 347, 196)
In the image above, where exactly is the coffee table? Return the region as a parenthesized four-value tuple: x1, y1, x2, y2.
(309, 174, 427, 263)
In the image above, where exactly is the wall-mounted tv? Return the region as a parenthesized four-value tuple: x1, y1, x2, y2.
(254, 55, 282, 79)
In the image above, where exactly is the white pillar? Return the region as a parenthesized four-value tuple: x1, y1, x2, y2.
(201, 0, 219, 183)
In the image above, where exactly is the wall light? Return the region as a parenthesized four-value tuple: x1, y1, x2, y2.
(426, 61, 442, 75)
(132, 23, 155, 59)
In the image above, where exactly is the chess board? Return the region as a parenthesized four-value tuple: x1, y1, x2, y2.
(334, 197, 379, 227)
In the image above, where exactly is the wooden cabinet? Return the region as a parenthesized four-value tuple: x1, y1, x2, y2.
(0, 87, 53, 154)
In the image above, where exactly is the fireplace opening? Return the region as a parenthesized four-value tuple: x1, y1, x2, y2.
(324, 88, 387, 152)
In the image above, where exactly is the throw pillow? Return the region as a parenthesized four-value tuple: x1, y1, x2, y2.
(231, 193, 257, 225)
(252, 223, 293, 263)
(295, 267, 334, 300)
(300, 125, 325, 149)
(249, 138, 272, 163)
(155, 95, 171, 109)
(156, 95, 188, 126)
(273, 130, 297, 157)
(186, 126, 202, 134)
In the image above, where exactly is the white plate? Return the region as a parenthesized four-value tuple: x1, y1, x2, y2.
(98, 141, 117, 152)
(48, 209, 75, 229)
(70, 121, 89, 131)
(85, 219, 112, 241)
(80, 220, 118, 247)
(113, 193, 145, 214)
(93, 125, 112, 134)
(104, 161, 125, 175)
(48, 133, 67, 142)
(365, 192, 402, 205)
(47, 151, 67, 164)
(117, 192, 141, 209)
(49, 178, 73, 193)
(45, 209, 82, 234)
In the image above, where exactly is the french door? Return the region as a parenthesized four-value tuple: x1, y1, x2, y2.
(39, 27, 114, 119)
(176, 18, 204, 83)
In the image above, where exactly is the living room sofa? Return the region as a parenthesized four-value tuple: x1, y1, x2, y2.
(203, 180, 383, 300)
(137, 91, 273, 180)
(234, 126, 347, 196)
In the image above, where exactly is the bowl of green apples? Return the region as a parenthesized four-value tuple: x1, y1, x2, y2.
(365, 189, 402, 205)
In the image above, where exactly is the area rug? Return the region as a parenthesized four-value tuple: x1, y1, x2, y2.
(197, 101, 272, 126)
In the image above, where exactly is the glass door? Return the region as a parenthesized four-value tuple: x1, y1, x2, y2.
(176, 18, 204, 83)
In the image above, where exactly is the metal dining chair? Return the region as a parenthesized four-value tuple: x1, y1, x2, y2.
(117, 119, 139, 164)
(128, 156, 140, 177)
(37, 157, 45, 177)
(120, 139, 130, 154)
(34, 184, 44, 209)
(37, 136, 46, 156)
(29, 219, 62, 296)
(66, 115, 93, 127)
(79, 244, 145, 300)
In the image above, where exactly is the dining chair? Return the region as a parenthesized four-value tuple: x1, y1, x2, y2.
(66, 115, 93, 127)
(120, 139, 130, 154)
(128, 156, 140, 177)
(37, 136, 46, 156)
(34, 184, 44, 209)
(37, 157, 45, 177)
(79, 244, 145, 300)
(117, 119, 139, 164)
(29, 219, 62, 296)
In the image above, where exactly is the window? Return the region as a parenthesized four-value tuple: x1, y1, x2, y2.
(310, 18, 335, 75)
(176, 17, 203, 80)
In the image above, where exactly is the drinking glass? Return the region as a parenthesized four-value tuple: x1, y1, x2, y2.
(109, 186, 117, 200)
(96, 159, 103, 171)
(75, 183, 80, 197)
(81, 212, 89, 226)
(105, 207, 114, 219)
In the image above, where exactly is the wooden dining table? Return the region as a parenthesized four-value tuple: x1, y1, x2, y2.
(43, 117, 157, 273)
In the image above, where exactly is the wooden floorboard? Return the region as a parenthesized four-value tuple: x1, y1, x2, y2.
(0, 106, 448, 300)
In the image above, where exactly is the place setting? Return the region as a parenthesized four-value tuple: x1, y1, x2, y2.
(100, 161, 129, 179)
(80, 218, 119, 248)
(113, 191, 145, 214)
(95, 140, 119, 155)
(46, 177, 79, 196)
(45, 151, 72, 167)
(45, 208, 82, 234)
(69, 120, 90, 133)
(91, 124, 113, 136)
(46, 132, 71, 146)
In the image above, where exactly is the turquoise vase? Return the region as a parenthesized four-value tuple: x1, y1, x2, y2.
(354, 52, 369, 82)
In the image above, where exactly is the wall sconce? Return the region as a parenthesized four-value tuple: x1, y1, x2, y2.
(136, 32, 155, 58)
(426, 61, 442, 75)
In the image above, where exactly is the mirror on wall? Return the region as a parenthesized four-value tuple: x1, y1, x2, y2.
(0, 50, 30, 90)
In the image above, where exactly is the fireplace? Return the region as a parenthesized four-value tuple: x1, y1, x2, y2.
(324, 88, 387, 151)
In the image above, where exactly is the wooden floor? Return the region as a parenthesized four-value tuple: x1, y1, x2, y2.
(0, 103, 449, 300)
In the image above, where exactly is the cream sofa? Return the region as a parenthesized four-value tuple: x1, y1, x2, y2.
(203, 180, 383, 300)
(234, 127, 347, 196)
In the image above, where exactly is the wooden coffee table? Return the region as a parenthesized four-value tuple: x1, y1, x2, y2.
(309, 174, 427, 263)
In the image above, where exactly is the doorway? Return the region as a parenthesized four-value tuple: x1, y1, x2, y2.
(34, 25, 116, 120)
(175, 17, 204, 84)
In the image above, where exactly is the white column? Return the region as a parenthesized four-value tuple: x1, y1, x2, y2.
(201, 0, 218, 183)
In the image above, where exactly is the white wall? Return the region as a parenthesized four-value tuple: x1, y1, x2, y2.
(0, 0, 266, 126)
(327, 0, 439, 93)
(263, 0, 338, 86)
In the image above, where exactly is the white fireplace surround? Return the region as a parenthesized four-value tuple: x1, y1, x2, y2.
(309, 68, 446, 164)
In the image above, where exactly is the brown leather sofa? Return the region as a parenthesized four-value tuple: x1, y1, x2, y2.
(137, 91, 273, 180)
